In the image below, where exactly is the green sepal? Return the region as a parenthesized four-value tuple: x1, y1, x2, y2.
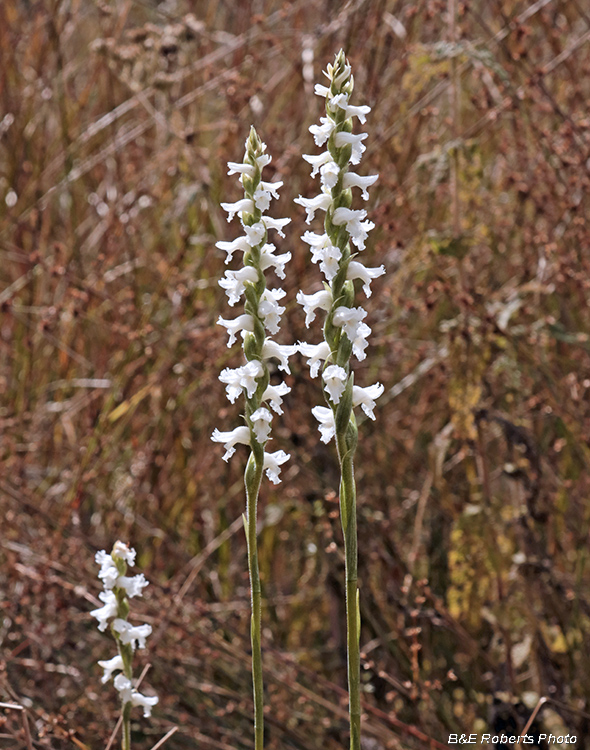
(243, 333, 259, 361)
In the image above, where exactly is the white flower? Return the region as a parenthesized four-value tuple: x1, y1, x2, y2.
(253, 180, 283, 211)
(294, 192, 332, 224)
(261, 382, 291, 414)
(296, 289, 332, 327)
(309, 116, 335, 146)
(332, 207, 374, 250)
(263, 449, 290, 484)
(217, 313, 255, 347)
(332, 306, 367, 340)
(220, 198, 254, 222)
(113, 619, 153, 650)
(112, 541, 136, 565)
(314, 83, 330, 98)
(258, 288, 286, 334)
(320, 161, 340, 191)
(261, 340, 296, 373)
(130, 690, 159, 717)
(343, 173, 379, 200)
(97, 654, 124, 684)
(346, 260, 386, 297)
(302, 151, 333, 178)
(211, 425, 251, 460)
(298, 341, 331, 377)
(243, 221, 266, 247)
(114, 675, 158, 716)
(95, 550, 119, 589)
(333, 131, 367, 164)
(219, 360, 263, 403)
(116, 574, 149, 598)
(262, 216, 291, 237)
(219, 266, 258, 306)
(331, 94, 371, 123)
(215, 235, 251, 264)
(311, 405, 336, 443)
(351, 321, 372, 361)
(259, 245, 291, 279)
(302, 232, 342, 282)
(323, 365, 348, 404)
(227, 161, 255, 179)
(90, 590, 118, 632)
(250, 407, 273, 443)
(352, 383, 384, 420)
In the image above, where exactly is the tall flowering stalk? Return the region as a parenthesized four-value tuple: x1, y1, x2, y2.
(90, 541, 158, 750)
(212, 127, 295, 750)
(296, 51, 384, 750)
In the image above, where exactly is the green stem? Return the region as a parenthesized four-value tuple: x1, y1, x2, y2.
(336, 431, 361, 750)
(245, 454, 265, 750)
(121, 701, 132, 750)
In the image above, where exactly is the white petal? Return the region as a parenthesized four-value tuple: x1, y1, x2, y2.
(346, 260, 385, 297)
(298, 341, 331, 378)
(263, 449, 290, 484)
(261, 340, 296, 373)
(227, 161, 255, 178)
(113, 619, 153, 650)
(343, 172, 379, 200)
(311, 405, 336, 443)
(243, 221, 266, 247)
(296, 289, 332, 327)
(97, 654, 124, 684)
(215, 236, 251, 264)
(322, 365, 348, 404)
(116, 574, 148, 598)
(302, 151, 333, 178)
(262, 216, 291, 237)
(211, 425, 251, 461)
(218, 266, 258, 306)
(294, 193, 331, 224)
(220, 198, 254, 222)
(352, 383, 384, 419)
(250, 407, 273, 443)
(261, 382, 291, 414)
(217, 314, 255, 347)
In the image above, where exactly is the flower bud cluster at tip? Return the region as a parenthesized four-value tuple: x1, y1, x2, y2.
(213, 127, 295, 483)
(295, 51, 385, 442)
(90, 541, 158, 717)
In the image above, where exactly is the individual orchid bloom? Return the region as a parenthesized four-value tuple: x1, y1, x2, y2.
(311, 405, 336, 443)
(243, 221, 267, 247)
(219, 266, 259, 306)
(333, 131, 367, 164)
(319, 161, 340, 191)
(92, 541, 158, 737)
(97, 654, 124, 684)
(261, 215, 291, 237)
(350, 321, 372, 361)
(112, 619, 153, 651)
(309, 116, 335, 146)
(250, 407, 273, 443)
(298, 341, 331, 378)
(332, 207, 375, 251)
(352, 383, 385, 420)
(90, 590, 118, 631)
(261, 340, 297, 373)
(294, 192, 332, 223)
(113, 675, 159, 718)
(217, 313, 255, 347)
(296, 289, 333, 327)
(259, 245, 291, 279)
(116, 574, 149, 598)
(263, 449, 290, 484)
(332, 306, 368, 341)
(258, 288, 286, 334)
(253, 180, 283, 211)
(221, 197, 255, 222)
(211, 425, 251, 461)
(216, 235, 251, 264)
(347, 260, 386, 297)
(261, 382, 291, 414)
(323, 365, 348, 404)
(302, 232, 342, 282)
(343, 173, 379, 200)
(303, 151, 333, 178)
(227, 161, 256, 178)
(219, 360, 264, 403)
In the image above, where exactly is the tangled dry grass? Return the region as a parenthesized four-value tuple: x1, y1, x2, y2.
(2, 0, 590, 748)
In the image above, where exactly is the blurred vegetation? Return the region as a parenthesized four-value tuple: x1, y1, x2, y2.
(1, 0, 590, 748)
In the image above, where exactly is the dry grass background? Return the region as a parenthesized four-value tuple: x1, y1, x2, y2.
(2, 0, 590, 748)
